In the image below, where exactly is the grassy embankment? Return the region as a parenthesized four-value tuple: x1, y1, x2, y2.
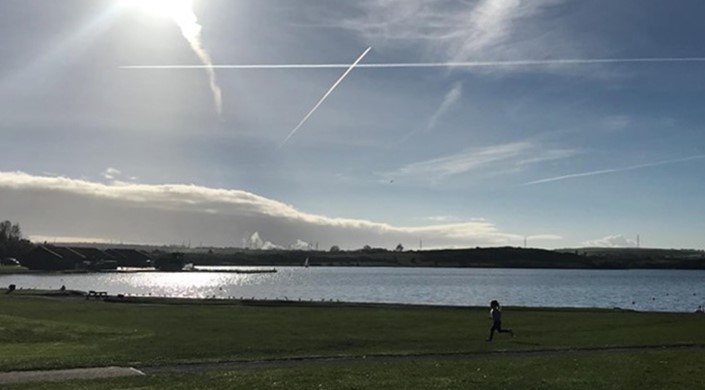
(2, 290, 704, 389)
(0, 266, 29, 274)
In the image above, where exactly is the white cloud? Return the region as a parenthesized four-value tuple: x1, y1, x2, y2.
(449, 0, 562, 61)
(261, 241, 283, 250)
(582, 234, 636, 248)
(245, 231, 309, 250)
(290, 239, 313, 250)
(101, 167, 121, 180)
(383, 142, 576, 183)
(425, 216, 462, 223)
(28, 235, 115, 244)
(0, 171, 562, 249)
(527, 234, 563, 241)
(428, 82, 463, 130)
(516, 149, 578, 166)
(345, 0, 572, 67)
(603, 115, 632, 131)
(387, 142, 531, 180)
(101, 167, 136, 183)
(246, 232, 265, 249)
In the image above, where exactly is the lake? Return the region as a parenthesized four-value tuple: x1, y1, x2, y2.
(1, 267, 703, 312)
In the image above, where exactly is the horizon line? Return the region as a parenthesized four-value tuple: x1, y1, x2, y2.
(23, 239, 699, 251)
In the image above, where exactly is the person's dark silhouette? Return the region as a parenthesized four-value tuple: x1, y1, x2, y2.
(487, 300, 514, 341)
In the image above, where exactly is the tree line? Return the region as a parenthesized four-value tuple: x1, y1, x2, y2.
(0, 220, 34, 259)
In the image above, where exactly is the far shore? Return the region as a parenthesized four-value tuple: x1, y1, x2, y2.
(8, 245, 705, 273)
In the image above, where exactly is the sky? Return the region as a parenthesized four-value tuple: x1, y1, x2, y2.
(1, 0, 705, 250)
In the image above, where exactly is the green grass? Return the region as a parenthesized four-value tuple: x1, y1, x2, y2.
(1, 292, 704, 373)
(0, 266, 30, 274)
(7, 349, 705, 389)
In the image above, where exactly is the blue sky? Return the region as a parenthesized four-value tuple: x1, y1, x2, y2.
(1, 0, 704, 249)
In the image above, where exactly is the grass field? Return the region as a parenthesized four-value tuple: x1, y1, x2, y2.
(1, 290, 704, 388)
(7, 349, 705, 390)
(0, 266, 29, 274)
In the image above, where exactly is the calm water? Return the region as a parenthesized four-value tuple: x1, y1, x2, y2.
(2, 267, 704, 312)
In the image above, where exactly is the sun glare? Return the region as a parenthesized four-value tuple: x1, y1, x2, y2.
(120, 0, 195, 20)
(120, 0, 223, 114)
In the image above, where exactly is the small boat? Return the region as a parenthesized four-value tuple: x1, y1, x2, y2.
(304, 258, 309, 268)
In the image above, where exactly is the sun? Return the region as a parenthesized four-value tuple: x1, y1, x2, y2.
(120, 0, 195, 20)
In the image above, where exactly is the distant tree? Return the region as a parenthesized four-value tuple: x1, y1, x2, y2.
(0, 220, 34, 259)
(395, 243, 404, 252)
(362, 245, 372, 252)
(0, 220, 13, 242)
(329, 245, 340, 252)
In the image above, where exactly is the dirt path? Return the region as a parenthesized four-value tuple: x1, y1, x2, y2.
(2, 344, 702, 384)
(0, 366, 144, 385)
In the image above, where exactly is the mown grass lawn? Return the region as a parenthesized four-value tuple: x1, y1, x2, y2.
(0, 266, 29, 274)
(1, 291, 704, 388)
(6, 349, 705, 390)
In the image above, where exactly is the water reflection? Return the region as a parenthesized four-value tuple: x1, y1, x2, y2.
(1, 267, 703, 312)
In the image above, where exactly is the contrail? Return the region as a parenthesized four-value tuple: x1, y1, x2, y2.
(524, 154, 705, 185)
(121, 56, 705, 70)
(280, 47, 372, 146)
(165, 0, 223, 115)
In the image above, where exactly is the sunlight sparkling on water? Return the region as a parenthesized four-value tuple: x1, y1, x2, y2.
(1, 267, 703, 312)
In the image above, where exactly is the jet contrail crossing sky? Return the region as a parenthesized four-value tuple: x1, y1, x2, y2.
(121, 56, 705, 70)
(524, 154, 705, 185)
(279, 46, 372, 147)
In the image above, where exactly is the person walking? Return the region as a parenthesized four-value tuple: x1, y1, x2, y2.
(487, 300, 514, 341)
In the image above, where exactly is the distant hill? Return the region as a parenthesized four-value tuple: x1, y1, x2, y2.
(554, 247, 705, 269)
(37, 243, 705, 270)
(175, 246, 705, 270)
(559, 247, 705, 257)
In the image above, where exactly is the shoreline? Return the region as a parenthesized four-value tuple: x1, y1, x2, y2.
(3, 288, 703, 314)
(3, 264, 705, 276)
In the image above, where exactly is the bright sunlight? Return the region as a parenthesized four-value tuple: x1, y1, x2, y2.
(120, 0, 195, 21)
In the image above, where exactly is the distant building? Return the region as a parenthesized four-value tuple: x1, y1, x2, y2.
(21, 246, 86, 270)
(20, 246, 143, 271)
(154, 252, 185, 271)
(70, 247, 118, 270)
(105, 249, 152, 268)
